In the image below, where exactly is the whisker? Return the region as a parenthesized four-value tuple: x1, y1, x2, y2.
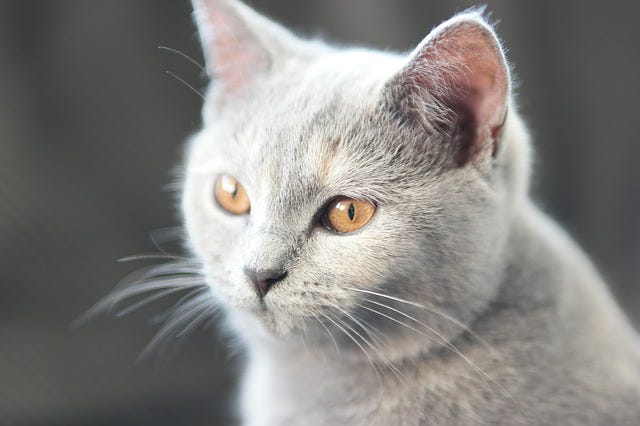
(299, 321, 312, 359)
(311, 313, 340, 355)
(118, 253, 187, 262)
(76, 277, 204, 326)
(324, 302, 403, 382)
(362, 297, 457, 348)
(345, 286, 496, 353)
(324, 301, 386, 348)
(148, 229, 173, 260)
(320, 312, 384, 393)
(115, 286, 192, 317)
(355, 303, 440, 347)
(111, 261, 202, 292)
(359, 299, 520, 410)
(149, 226, 184, 246)
(165, 70, 204, 100)
(105, 277, 205, 306)
(139, 293, 213, 360)
(174, 286, 210, 308)
(357, 301, 494, 385)
(158, 45, 205, 71)
(176, 305, 217, 338)
(148, 287, 210, 325)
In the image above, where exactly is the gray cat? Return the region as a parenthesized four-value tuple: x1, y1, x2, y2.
(181, 0, 640, 424)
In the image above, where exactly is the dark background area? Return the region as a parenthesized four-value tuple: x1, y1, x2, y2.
(1, 1, 638, 425)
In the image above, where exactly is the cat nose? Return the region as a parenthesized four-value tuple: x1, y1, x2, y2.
(243, 267, 288, 298)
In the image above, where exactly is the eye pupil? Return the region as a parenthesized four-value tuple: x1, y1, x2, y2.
(214, 175, 250, 215)
(323, 197, 375, 234)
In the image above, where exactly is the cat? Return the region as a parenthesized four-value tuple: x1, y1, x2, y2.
(169, 0, 640, 424)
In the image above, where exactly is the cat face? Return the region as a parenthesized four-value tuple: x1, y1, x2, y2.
(184, 0, 522, 355)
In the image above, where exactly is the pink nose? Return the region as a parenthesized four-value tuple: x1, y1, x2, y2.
(243, 267, 288, 298)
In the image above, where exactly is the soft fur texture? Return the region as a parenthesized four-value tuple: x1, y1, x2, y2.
(183, 0, 640, 424)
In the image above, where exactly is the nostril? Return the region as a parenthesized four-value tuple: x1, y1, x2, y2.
(265, 271, 287, 287)
(243, 267, 288, 298)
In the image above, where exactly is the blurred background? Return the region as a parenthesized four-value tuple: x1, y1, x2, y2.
(1, 0, 638, 425)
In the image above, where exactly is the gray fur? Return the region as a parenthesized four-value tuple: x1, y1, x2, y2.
(183, 1, 640, 424)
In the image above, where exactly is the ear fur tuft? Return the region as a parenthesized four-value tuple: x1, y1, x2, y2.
(388, 11, 511, 166)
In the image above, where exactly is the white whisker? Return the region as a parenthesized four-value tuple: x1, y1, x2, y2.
(358, 299, 520, 409)
(174, 286, 210, 308)
(176, 305, 217, 338)
(311, 313, 340, 354)
(325, 301, 386, 348)
(320, 312, 384, 394)
(165, 70, 205, 100)
(345, 286, 496, 353)
(115, 286, 191, 317)
(139, 293, 214, 359)
(158, 45, 205, 71)
(118, 253, 187, 262)
(324, 301, 403, 382)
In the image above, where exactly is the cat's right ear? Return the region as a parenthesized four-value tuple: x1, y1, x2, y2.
(192, 0, 296, 98)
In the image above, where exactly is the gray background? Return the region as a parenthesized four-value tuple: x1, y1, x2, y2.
(1, 1, 638, 425)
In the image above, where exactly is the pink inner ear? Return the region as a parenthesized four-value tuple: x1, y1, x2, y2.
(463, 44, 508, 130)
(194, 0, 270, 93)
(428, 23, 507, 127)
(401, 17, 509, 165)
(213, 29, 267, 92)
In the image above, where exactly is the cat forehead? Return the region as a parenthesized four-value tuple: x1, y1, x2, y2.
(195, 49, 419, 189)
(215, 101, 397, 210)
(205, 47, 403, 128)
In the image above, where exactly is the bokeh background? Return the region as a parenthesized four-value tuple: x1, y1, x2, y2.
(1, 1, 639, 425)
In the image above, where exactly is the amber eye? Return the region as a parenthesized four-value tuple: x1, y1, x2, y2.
(214, 175, 250, 215)
(322, 197, 376, 233)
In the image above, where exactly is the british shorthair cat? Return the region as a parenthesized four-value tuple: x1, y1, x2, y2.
(110, 0, 640, 424)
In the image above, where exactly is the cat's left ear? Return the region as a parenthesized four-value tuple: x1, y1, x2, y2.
(387, 11, 510, 167)
(192, 0, 298, 96)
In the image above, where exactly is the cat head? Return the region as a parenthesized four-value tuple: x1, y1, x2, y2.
(184, 0, 530, 358)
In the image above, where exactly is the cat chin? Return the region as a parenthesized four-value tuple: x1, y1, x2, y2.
(208, 280, 326, 340)
(221, 298, 309, 342)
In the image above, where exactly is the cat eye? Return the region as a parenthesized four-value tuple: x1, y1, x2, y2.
(321, 197, 376, 233)
(214, 175, 250, 215)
